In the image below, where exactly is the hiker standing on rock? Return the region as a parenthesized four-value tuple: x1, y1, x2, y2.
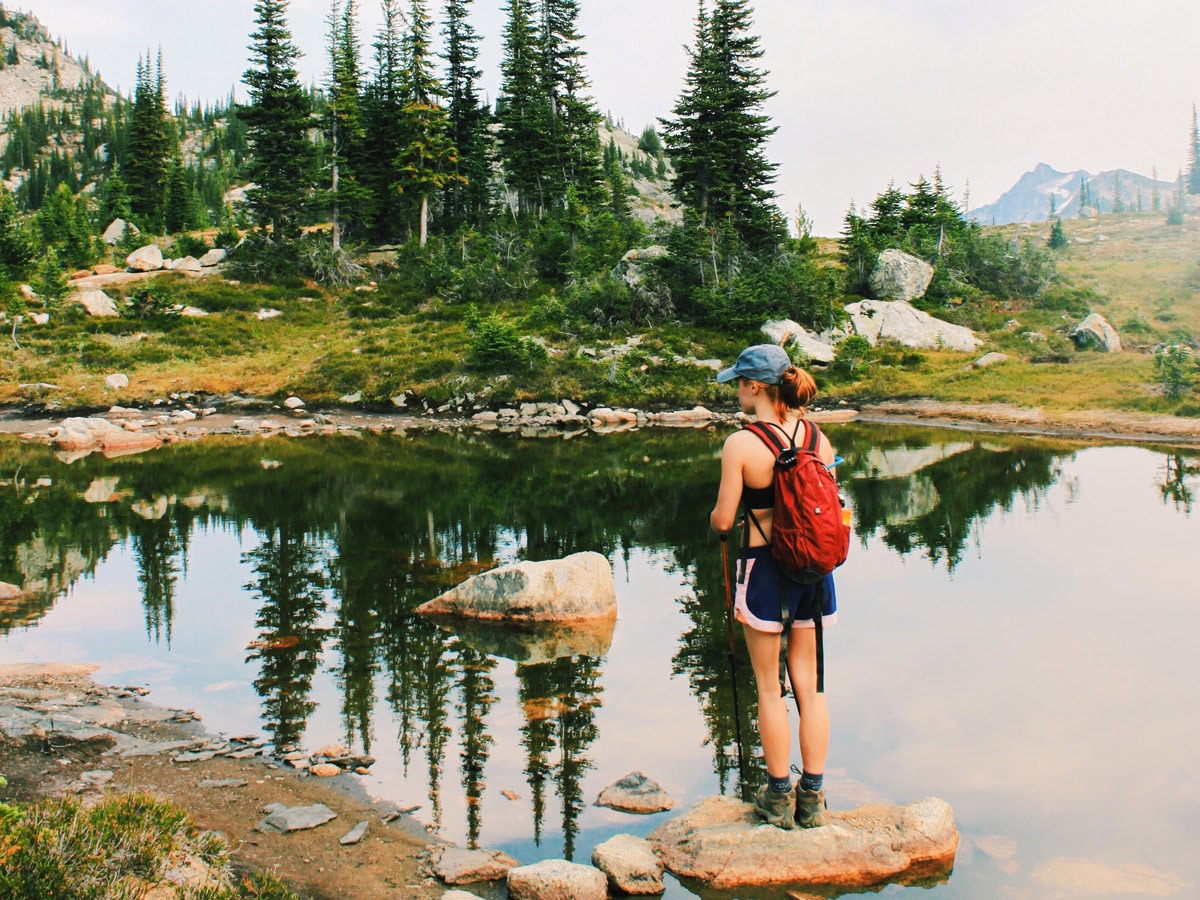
(710, 344, 840, 830)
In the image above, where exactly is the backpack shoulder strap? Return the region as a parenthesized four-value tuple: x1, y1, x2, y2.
(802, 419, 820, 453)
(744, 421, 786, 456)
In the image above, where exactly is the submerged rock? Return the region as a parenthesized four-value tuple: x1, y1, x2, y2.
(415, 551, 616, 623)
(595, 771, 674, 814)
(648, 794, 958, 889)
(429, 616, 615, 664)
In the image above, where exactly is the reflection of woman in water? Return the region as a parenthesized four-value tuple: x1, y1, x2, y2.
(709, 344, 837, 829)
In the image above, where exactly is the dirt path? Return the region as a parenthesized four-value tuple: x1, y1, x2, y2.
(0, 664, 443, 899)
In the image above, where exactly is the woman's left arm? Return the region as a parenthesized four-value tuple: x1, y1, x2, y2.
(710, 433, 745, 534)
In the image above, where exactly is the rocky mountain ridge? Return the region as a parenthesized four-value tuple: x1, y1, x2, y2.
(0, 9, 97, 120)
(970, 161, 1182, 225)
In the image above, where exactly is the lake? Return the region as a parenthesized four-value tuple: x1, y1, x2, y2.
(2, 422, 1198, 898)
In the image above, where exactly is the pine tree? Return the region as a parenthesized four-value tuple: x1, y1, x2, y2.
(441, 0, 492, 227)
(497, 0, 551, 214)
(361, 0, 407, 239)
(1189, 104, 1200, 195)
(164, 154, 192, 234)
(539, 0, 604, 206)
(1112, 172, 1125, 214)
(125, 51, 171, 232)
(1048, 217, 1067, 249)
(396, 0, 464, 245)
(1152, 165, 1160, 211)
(325, 0, 367, 249)
(241, 0, 315, 239)
(659, 0, 781, 249)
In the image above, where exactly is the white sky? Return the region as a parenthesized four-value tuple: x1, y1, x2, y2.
(24, 0, 1200, 235)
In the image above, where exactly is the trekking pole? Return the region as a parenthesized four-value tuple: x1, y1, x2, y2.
(719, 534, 748, 790)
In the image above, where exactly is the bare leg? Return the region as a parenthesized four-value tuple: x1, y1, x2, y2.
(742, 624, 790, 778)
(786, 626, 828, 775)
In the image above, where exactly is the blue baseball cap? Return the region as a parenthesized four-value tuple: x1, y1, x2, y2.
(716, 344, 791, 384)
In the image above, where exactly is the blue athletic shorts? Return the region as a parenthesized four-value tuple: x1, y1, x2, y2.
(735, 546, 837, 633)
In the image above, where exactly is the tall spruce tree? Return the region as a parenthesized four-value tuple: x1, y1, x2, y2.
(1188, 104, 1200, 195)
(539, 0, 604, 206)
(325, 0, 367, 249)
(241, 0, 314, 239)
(125, 51, 171, 231)
(497, 0, 549, 215)
(660, 0, 781, 249)
(361, 0, 406, 239)
(396, 0, 463, 245)
(441, 0, 491, 227)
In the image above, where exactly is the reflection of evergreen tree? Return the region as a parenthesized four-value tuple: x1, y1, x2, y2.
(671, 556, 755, 798)
(244, 525, 330, 750)
(128, 512, 182, 645)
(517, 654, 603, 859)
(836, 433, 1065, 571)
(329, 509, 381, 753)
(1160, 453, 1200, 512)
(456, 642, 497, 847)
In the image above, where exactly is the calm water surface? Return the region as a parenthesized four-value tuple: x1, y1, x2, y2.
(1, 424, 1198, 898)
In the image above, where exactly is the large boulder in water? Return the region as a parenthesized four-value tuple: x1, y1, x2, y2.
(845, 299, 982, 352)
(869, 249, 934, 302)
(415, 551, 616, 623)
(647, 794, 958, 889)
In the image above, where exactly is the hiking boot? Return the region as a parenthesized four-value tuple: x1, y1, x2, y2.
(794, 785, 826, 828)
(753, 785, 795, 830)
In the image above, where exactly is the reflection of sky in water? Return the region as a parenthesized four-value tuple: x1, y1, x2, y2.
(3, 440, 1200, 898)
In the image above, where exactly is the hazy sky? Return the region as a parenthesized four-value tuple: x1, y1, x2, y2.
(26, 0, 1200, 235)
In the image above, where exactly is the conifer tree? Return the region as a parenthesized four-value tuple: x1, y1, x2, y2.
(1112, 172, 1125, 213)
(125, 51, 171, 231)
(497, 0, 550, 214)
(323, 0, 367, 250)
(164, 155, 192, 234)
(361, 0, 406, 239)
(1189, 104, 1200, 195)
(396, 0, 464, 245)
(539, 0, 604, 206)
(441, 0, 492, 228)
(1152, 165, 1160, 211)
(660, 0, 781, 249)
(241, 0, 315, 239)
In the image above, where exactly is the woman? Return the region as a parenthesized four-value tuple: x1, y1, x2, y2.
(709, 343, 837, 830)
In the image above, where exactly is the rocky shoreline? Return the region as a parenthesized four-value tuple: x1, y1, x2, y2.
(4, 394, 1200, 452)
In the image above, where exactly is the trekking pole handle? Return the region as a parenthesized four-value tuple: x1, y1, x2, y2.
(827, 455, 844, 470)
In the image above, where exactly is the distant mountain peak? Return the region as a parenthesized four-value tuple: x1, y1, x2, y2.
(970, 162, 1177, 224)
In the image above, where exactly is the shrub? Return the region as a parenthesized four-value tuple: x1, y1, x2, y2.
(122, 286, 181, 321)
(169, 233, 211, 259)
(829, 334, 874, 380)
(466, 311, 546, 371)
(1156, 344, 1197, 398)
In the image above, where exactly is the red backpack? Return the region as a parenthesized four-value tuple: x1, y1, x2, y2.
(744, 419, 849, 584)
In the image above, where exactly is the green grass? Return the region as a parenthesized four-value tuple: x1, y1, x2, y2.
(4, 211, 1198, 417)
(0, 794, 297, 899)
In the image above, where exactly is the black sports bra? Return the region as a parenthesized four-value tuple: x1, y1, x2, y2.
(742, 482, 773, 508)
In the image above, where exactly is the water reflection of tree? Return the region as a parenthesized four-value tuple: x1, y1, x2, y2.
(456, 642, 497, 848)
(518, 655, 603, 859)
(1160, 453, 1200, 512)
(840, 440, 1064, 571)
(244, 525, 330, 750)
(127, 510, 184, 645)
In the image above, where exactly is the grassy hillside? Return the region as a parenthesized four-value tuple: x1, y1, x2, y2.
(1, 208, 1196, 419)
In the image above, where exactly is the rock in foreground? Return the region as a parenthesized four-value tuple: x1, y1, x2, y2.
(647, 795, 958, 889)
(415, 551, 616, 623)
(591, 834, 665, 895)
(507, 859, 607, 900)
